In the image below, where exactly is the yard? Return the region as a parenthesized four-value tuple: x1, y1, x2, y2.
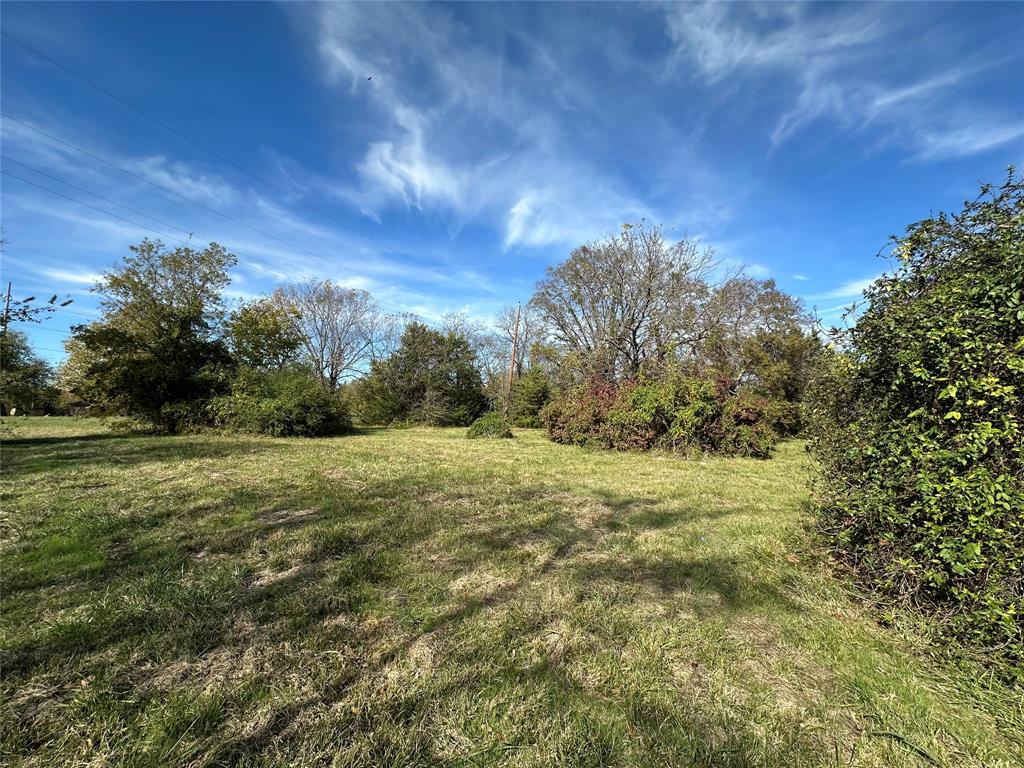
(1, 418, 1020, 767)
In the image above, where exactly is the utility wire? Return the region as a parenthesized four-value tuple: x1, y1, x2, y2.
(1, 167, 411, 316)
(2, 169, 190, 245)
(2, 155, 401, 308)
(1, 30, 496, 296)
(1, 140, 414, 314)
(12, 324, 71, 336)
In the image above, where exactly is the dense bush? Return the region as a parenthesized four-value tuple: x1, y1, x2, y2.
(542, 374, 777, 458)
(353, 322, 487, 427)
(209, 370, 352, 437)
(807, 172, 1023, 663)
(511, 367, 552, 428)
(466, 412, 513, 439)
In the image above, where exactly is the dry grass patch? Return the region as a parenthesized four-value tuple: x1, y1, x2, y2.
(1, 419, 1021, 767)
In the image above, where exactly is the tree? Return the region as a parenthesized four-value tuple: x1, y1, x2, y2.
(532, 222, 714, 380)
(354, 321, 487, 426)
(698, 277, 815, 391)
(227, 298, 303, 370)
(67, 239, 236, 430)
(0, 331, 56, 414)
(441, 311, 506, 405)
(495, 303, 547, 378)
(510, 366, 551, 428)
(272, 281, 388, 389)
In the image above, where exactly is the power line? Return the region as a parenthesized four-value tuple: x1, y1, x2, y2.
(2, 168, 191, 245)
(12, 324, 71, 336)
(3, 155, 196, 237)
(1, 30, 496, 296)
(1, 150, 410, 315)
(4, 154, 403, 309)
(2, 114, 386, 283)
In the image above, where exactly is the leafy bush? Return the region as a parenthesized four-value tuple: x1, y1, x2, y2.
(209, 370, 352, 437)
(807, 172, 1023, 664)
(466, 412, 513, 439)
(542, 375, 778, 458)
(511, 367, 552, 428)
(353, 322, 487, 427)
(541, 379, 618, 449)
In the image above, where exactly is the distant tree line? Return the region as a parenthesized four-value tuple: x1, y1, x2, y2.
(8, 218, 820, 447)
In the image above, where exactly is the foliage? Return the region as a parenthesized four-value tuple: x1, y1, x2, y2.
(0, 331, 57, 414)
(64, 240, 236, 432)
(227, 298, 303, 370)
(807, 171, 1024, 662)
(542, 373, 777, 458)
(209, 369, 352, 437)
(511, 367, 551, 427)
(353, 322, 487, 426)
(532, 222, 714, 379)
(466, 411, 513, 439)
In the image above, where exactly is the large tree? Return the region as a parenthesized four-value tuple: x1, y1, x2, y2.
(698, 277, 815, 387)
(532, 222, 714, 379)
(66, 239, 236, 430)
(272, 280, 389, 389)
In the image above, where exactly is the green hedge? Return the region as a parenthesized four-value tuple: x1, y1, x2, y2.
(467, 412, 513, 439)
(806, 172, 1023, 665)
(209, 370, 352, 437)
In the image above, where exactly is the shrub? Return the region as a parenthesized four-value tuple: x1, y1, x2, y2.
(807, 172, 1023, 664)
(543, 375, 778, 458)
(511, 367, 551, 428)
(210, 370, 352, 437)
(541, 379, 618, 448)
(466, 412, 513, 439)
(352, 322, 487, 427)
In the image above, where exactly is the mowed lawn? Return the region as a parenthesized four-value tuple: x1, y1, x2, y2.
(1, 419, 1020, 767)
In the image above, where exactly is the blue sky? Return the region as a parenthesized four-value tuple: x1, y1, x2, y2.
(2, 1, 1022, 363)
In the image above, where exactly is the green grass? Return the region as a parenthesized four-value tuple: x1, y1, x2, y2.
(1, 417, 1021, 767)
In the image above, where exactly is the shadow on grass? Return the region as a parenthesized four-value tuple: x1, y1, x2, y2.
(2, 431, 277, 476)
(2, 457, 813, 766)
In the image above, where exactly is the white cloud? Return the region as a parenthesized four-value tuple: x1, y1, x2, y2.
(663, 2, 1024, 161)
(910, 120, 1024, 162)
(309, 2, 675, 249)
(811, 276, 880, 301)
(39, 267, 102, 286)
(664, 2, 883, 83)
(127, 156, 235, 206)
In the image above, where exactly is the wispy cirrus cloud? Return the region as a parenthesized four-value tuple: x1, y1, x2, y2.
(126, 156, 235, 206)
(310, 2, 684, 249)
(662, 2, 1024, 161)
(39, 267, 103, 285)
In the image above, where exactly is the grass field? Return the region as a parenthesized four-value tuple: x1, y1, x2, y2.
(1, 418, 1021, 767)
